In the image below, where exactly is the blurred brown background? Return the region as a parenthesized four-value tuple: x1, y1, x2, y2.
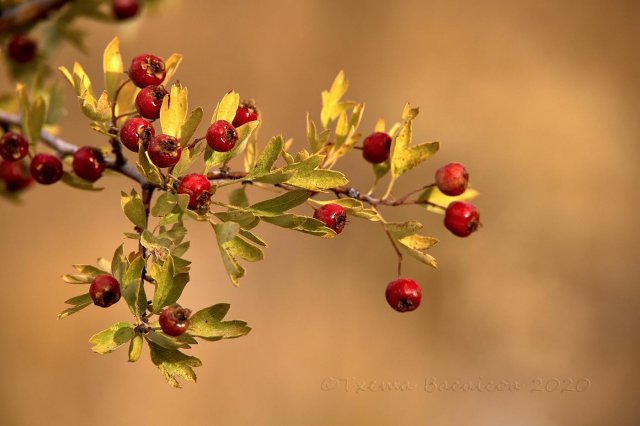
(1, 0, 639, 424)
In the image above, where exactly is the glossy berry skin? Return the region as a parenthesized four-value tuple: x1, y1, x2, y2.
(112, 0, 140, 20)
(159, 304, 192, 337)
(119, 117, 155, 152)
(444, 201, 480, 237)
(362, 132, 392, 164)
(29, 153, 63, 185)
(313, 203, 347, 234)
(147, 134, 181, 168)
(232, 102, 259, 127)
(177, 173, 213, 210)
(72, 146, 106, 182)
(7, 34, 37, 64)
(206, 120, 238, 152)
(129, 54, 166, 88)
(89, 274, 121, 308)
(135, 85, 167, 120)
(385, 278, 422, 313)
(435, 162, 469, 196)
(0, 132, 29, 161)
(0, 160, 32, 192)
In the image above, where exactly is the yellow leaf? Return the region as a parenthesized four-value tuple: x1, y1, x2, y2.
(211, 91, 240, 124)
(160, 83, 188, 138)
(103, 36, 123, 101)
(163, 53, 183, 84)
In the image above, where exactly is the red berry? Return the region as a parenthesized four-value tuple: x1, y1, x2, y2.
(129, 54, 166, 88)
(232, 102, 259, 127)
(159, 304, 191, 337)
(89, 274, 121, 308)
(385, 278, 422, 312)
(0, 132, 29, 161)
(206, 120, 238, 152)
(444, 201, 480, 237)
(112, 0, 140, 20)
(72, 146, 106, 182)
(362, 132, 392, 164)
(119, 117, 155, 152)
(7, 34, 37, 64)
(313, 203, 347, 234)
(435, 162, 469, 196)
(0, 160, 32, 192)
(147, 134, 181, 168)
(135, 85, 167, 120)
(29, 153, 63, 185)
(177, 173, 213, 210)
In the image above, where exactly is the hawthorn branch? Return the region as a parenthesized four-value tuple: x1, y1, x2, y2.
(0, 0, 73, 33)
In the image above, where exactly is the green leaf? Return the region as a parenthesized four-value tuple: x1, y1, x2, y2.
(417, 186, 479, 214)
(151, 192, 179, 217)
(320, 70, 354, 128)
(103, 36, 123, 102)
(384, 221, 424, 239)
(128, 334, 143, 362)
(160, 82, 188, 138)
(62, 274, 92, 284)
(281, 154, 348, 191)
(179, 107, 203, 147)
(61, 171, 104, 191)
(306, 114, 330, 153)
(238, 229, 267, 247)
(148, 342, 202, 388)
(171, 141, 206, 177)
(111, 244, 125, 283)
(137, 149, 163, 185)
(71, 264, 107, 276)
(204, 120, 260, 171)
(121, 189, 147, 229)
(122, 255, 147, 318)
(57, 293, 92, 319)
(146, 330, 191, 350)
(261, 213, 335, 237)
(250, 189, 311, 213)
(188, 304, 251, 341)
(214, 210, 259, 228)
(89, 322, 135, 354)
(245, 135, 284, 179)
(229, 187, 249, 208)
(211, 90, 239, 123)
(212, 222, 263, 286)
(151, 257, 188, 313)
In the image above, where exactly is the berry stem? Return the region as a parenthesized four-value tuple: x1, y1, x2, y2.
(111, 79, 132, 127)
(379, 215, 403, 276)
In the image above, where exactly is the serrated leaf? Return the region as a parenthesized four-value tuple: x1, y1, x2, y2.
(179, 107, 203, 147)
(417, 186, 479, 214)
(250, 189, 311, 213)
(89, 322, 134, 354)
(61, 171, 104, 191)
(214, 209, 258, 228)
(121, 189, 147, 229)
(103, 36, 123, 102)
(57, 293, 92, 319)
(212, 222, 244, 286)
(246, 135, 283, 179)
(128, 334, 143, 362)
(188, 304, 251, 341)
(160, 83, 188, 138)
(280, 154, 348, 191)
(148, 342, 201, 388)
(320, 70, 354, 128)
(384, 221, 424, 239)
(204, 120, 260, 171)
(211, 90, 239, 123)
(62, 274, 92, 284)
(122, 255, 147, 317)
(306, 114, 329, 153)
(151, 192, 179, 217)
(238, 228, 267, 247)
(171, 140, 206, 177)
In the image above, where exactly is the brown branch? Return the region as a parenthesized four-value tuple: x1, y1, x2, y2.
(0, 0, 73, 33)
